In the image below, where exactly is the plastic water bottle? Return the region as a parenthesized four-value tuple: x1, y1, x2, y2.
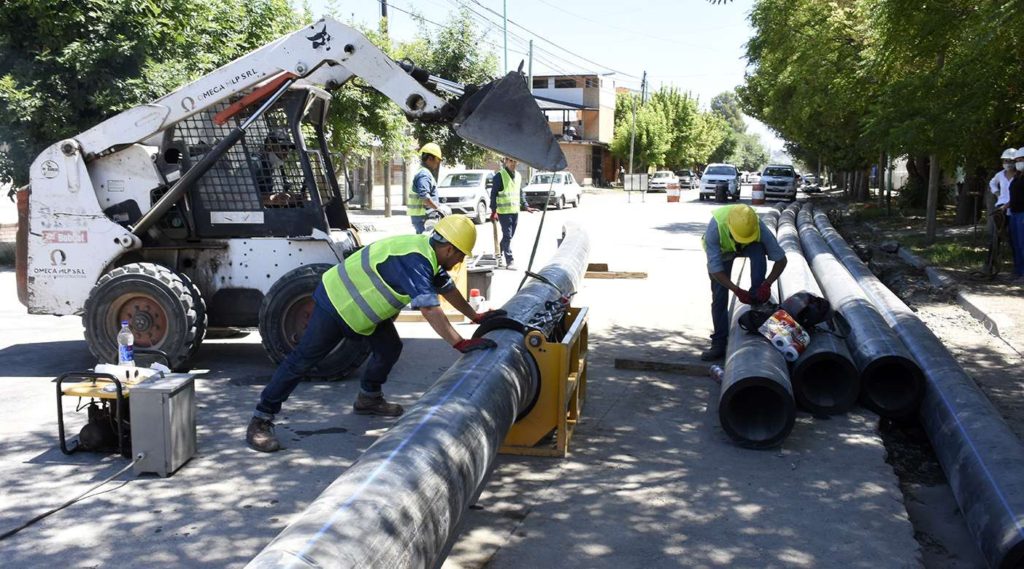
(468, 288, 485, 313)
(709, 364, 724, 383)
(117, 321, 135, 367)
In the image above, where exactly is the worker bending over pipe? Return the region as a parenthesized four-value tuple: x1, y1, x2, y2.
(246, 215, 505, 452)
(701, 204, 787, 361)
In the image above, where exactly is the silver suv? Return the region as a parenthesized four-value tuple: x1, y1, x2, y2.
(761, 164, 798, 201)
(699, 163, 741, 201)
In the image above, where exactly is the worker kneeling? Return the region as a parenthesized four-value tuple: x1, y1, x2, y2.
(246, 215, 505, 453)
(701, 204, 787, 361)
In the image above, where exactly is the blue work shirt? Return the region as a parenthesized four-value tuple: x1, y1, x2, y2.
(704, 218, 785, 273)
(411, 168, 437, 204)
(314, 250, 456, 324)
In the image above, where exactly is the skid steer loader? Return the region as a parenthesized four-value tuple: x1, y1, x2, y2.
(15, 16, 565, 373)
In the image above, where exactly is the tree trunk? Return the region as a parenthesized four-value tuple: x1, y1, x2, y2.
(853, 170, 863, 201)
(366, 153, 375, 210)
(402, 157, 409, 206)
(906, 155, 928, 189)
(925, 153, 940, 243)
(954, 165, 974, 225)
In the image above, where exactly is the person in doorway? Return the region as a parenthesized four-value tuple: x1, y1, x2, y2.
(408, 142, 443, 234)
(701, 204, 788, 361)
(246, 215, 505, 453)
(1006, 148, 1024, 279)
(489, 156, 536, 270)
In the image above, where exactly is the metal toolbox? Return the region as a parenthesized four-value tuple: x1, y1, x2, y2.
(129, 373, 196, 477)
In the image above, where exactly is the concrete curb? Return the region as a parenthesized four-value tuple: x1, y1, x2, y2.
(896, 247, 958, 290)
(955, 290, 1003, 337)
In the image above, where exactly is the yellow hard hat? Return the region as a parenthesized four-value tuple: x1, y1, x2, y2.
(727, 205, 759, 244)
(433, 215, 476, 255)
(420, 142, 443, 160)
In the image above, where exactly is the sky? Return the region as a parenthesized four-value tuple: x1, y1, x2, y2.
(311, 0, 784, 151)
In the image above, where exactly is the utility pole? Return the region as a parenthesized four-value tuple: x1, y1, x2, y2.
(503, 0, 508, 73)
(628, 71, 646, 203)
(381, 0, 391, 216)
(527, 40, 533, 91)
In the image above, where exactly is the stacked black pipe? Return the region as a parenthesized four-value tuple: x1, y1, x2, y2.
(813, 207, 1024, 569)
(796, 204, 924, 419)
(775, 204, 859, 414)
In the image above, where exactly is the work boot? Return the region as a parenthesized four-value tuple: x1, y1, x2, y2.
(700, 344, 726, 361)
(246, 417, 281, 453)
(354, 393, 404, 417)
(506, 261, 517, 270)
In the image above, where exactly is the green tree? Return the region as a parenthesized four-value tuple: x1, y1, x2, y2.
(0, 0, 300, 186)
(728, 131, 769, 171)
(610, 92, 671, 170)
(402, 8, 500, 167)
(710, 91, 746, 133)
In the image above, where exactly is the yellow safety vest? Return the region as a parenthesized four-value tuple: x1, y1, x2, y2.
(407, 167, 435, 217)
(702, 205, 760, 253)
(495, 168, 522, 214)
(322, 235, 440, 335)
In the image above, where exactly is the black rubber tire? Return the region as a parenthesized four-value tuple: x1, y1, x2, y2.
(573, 193, 580, 207)
(558, 195, 566, 210)
(473, 201, 487, 225)
(259, 264, 370, 380)
(699, 193, 705, 201)
(178, 271, 207, 358)
(82, 263, 197, 371)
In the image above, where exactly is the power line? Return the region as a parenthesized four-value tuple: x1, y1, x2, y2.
(531, 0, 716, 52)
(464, 0, 640, 78)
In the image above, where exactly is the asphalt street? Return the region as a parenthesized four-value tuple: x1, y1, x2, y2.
(0, 188, 924, 568)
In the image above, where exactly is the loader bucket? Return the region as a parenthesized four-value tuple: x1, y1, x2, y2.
(453, 71, 567, 172)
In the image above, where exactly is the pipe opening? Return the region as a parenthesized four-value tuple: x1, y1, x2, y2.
(721, 382, 793, 447)
(861, 358, 923, 418)
(794, 357, 859, 414)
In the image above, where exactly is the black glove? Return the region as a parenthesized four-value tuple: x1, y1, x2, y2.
(454, 338, 497, 353)
(472, 309, 507, 324)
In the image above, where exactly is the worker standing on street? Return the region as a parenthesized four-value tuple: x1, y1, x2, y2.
(408, 142, 444, 234)
(489, 156, 536, 270)
(1007, 148, 1024, 279)
(701, 204, 788, 361)
(989, 148, 1016, 213)
(246, 216, 506, 453)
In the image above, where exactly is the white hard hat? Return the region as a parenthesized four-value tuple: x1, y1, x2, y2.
(1014, 148, 1024, 160)
(1002, 148, 1017, 160)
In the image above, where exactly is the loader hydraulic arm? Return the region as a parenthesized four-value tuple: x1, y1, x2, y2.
(74, 17, 455, 160)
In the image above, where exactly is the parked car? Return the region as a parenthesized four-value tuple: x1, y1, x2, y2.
(675, 169, 699, 190)
(648, 171, 680, 192)
(761, 164, 799, 201)
(802, 174, 821, 193)
(748, 171, 762, 184)
(437, 169, 493, 224)
(699, 163, 741, 201)
(522, 171, 582, 209)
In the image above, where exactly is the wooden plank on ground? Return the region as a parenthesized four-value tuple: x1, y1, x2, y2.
(396, 312, 465, 323)
(587, 263, 610, 272)
(614, 357, 709, 377)
(585, 271, 648, 279)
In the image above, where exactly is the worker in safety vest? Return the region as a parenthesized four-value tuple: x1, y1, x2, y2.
(408, 142, 444, 234)
(246, 215, 506, 453)
(701, 204, 787, 361)
(489, 156, 536, 270)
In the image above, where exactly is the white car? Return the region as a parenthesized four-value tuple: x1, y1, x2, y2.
(748, 172, 762, 184)
(699, 163, 741, 201)
(437, 169, 493, 224)
(523, 171, 582, 209)
(648, 171, 680, 192)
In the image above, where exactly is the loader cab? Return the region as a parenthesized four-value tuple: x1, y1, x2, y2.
(156, 86, 348, 240)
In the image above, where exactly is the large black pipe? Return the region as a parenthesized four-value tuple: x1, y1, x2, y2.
(246, 224, 590, 569)
(775, 205, 859, 414)
(813, 208, 1024, 569)
(796, 204, 924, 418)
(719, 257, 795, 449)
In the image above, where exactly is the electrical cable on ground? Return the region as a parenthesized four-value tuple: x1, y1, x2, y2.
(0, 453, 143, 541)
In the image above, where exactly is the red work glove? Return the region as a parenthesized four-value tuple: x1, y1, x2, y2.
(472, 309, 507, 324)
(454, 338, 497, 353)
(754, 282, 773, 303)
(735, 289, 753, 305)
(490, 210, 498, 222)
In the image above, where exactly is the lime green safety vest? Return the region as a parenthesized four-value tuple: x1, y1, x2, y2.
(407, 167, 435, 217)
(322, 235, 440, 335)
(495, 168, 522, 214)
(703, 205, 760, 254)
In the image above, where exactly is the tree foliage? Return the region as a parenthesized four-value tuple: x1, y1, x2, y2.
(611, 87, 728, 170)
(0, 0, 300, 185)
